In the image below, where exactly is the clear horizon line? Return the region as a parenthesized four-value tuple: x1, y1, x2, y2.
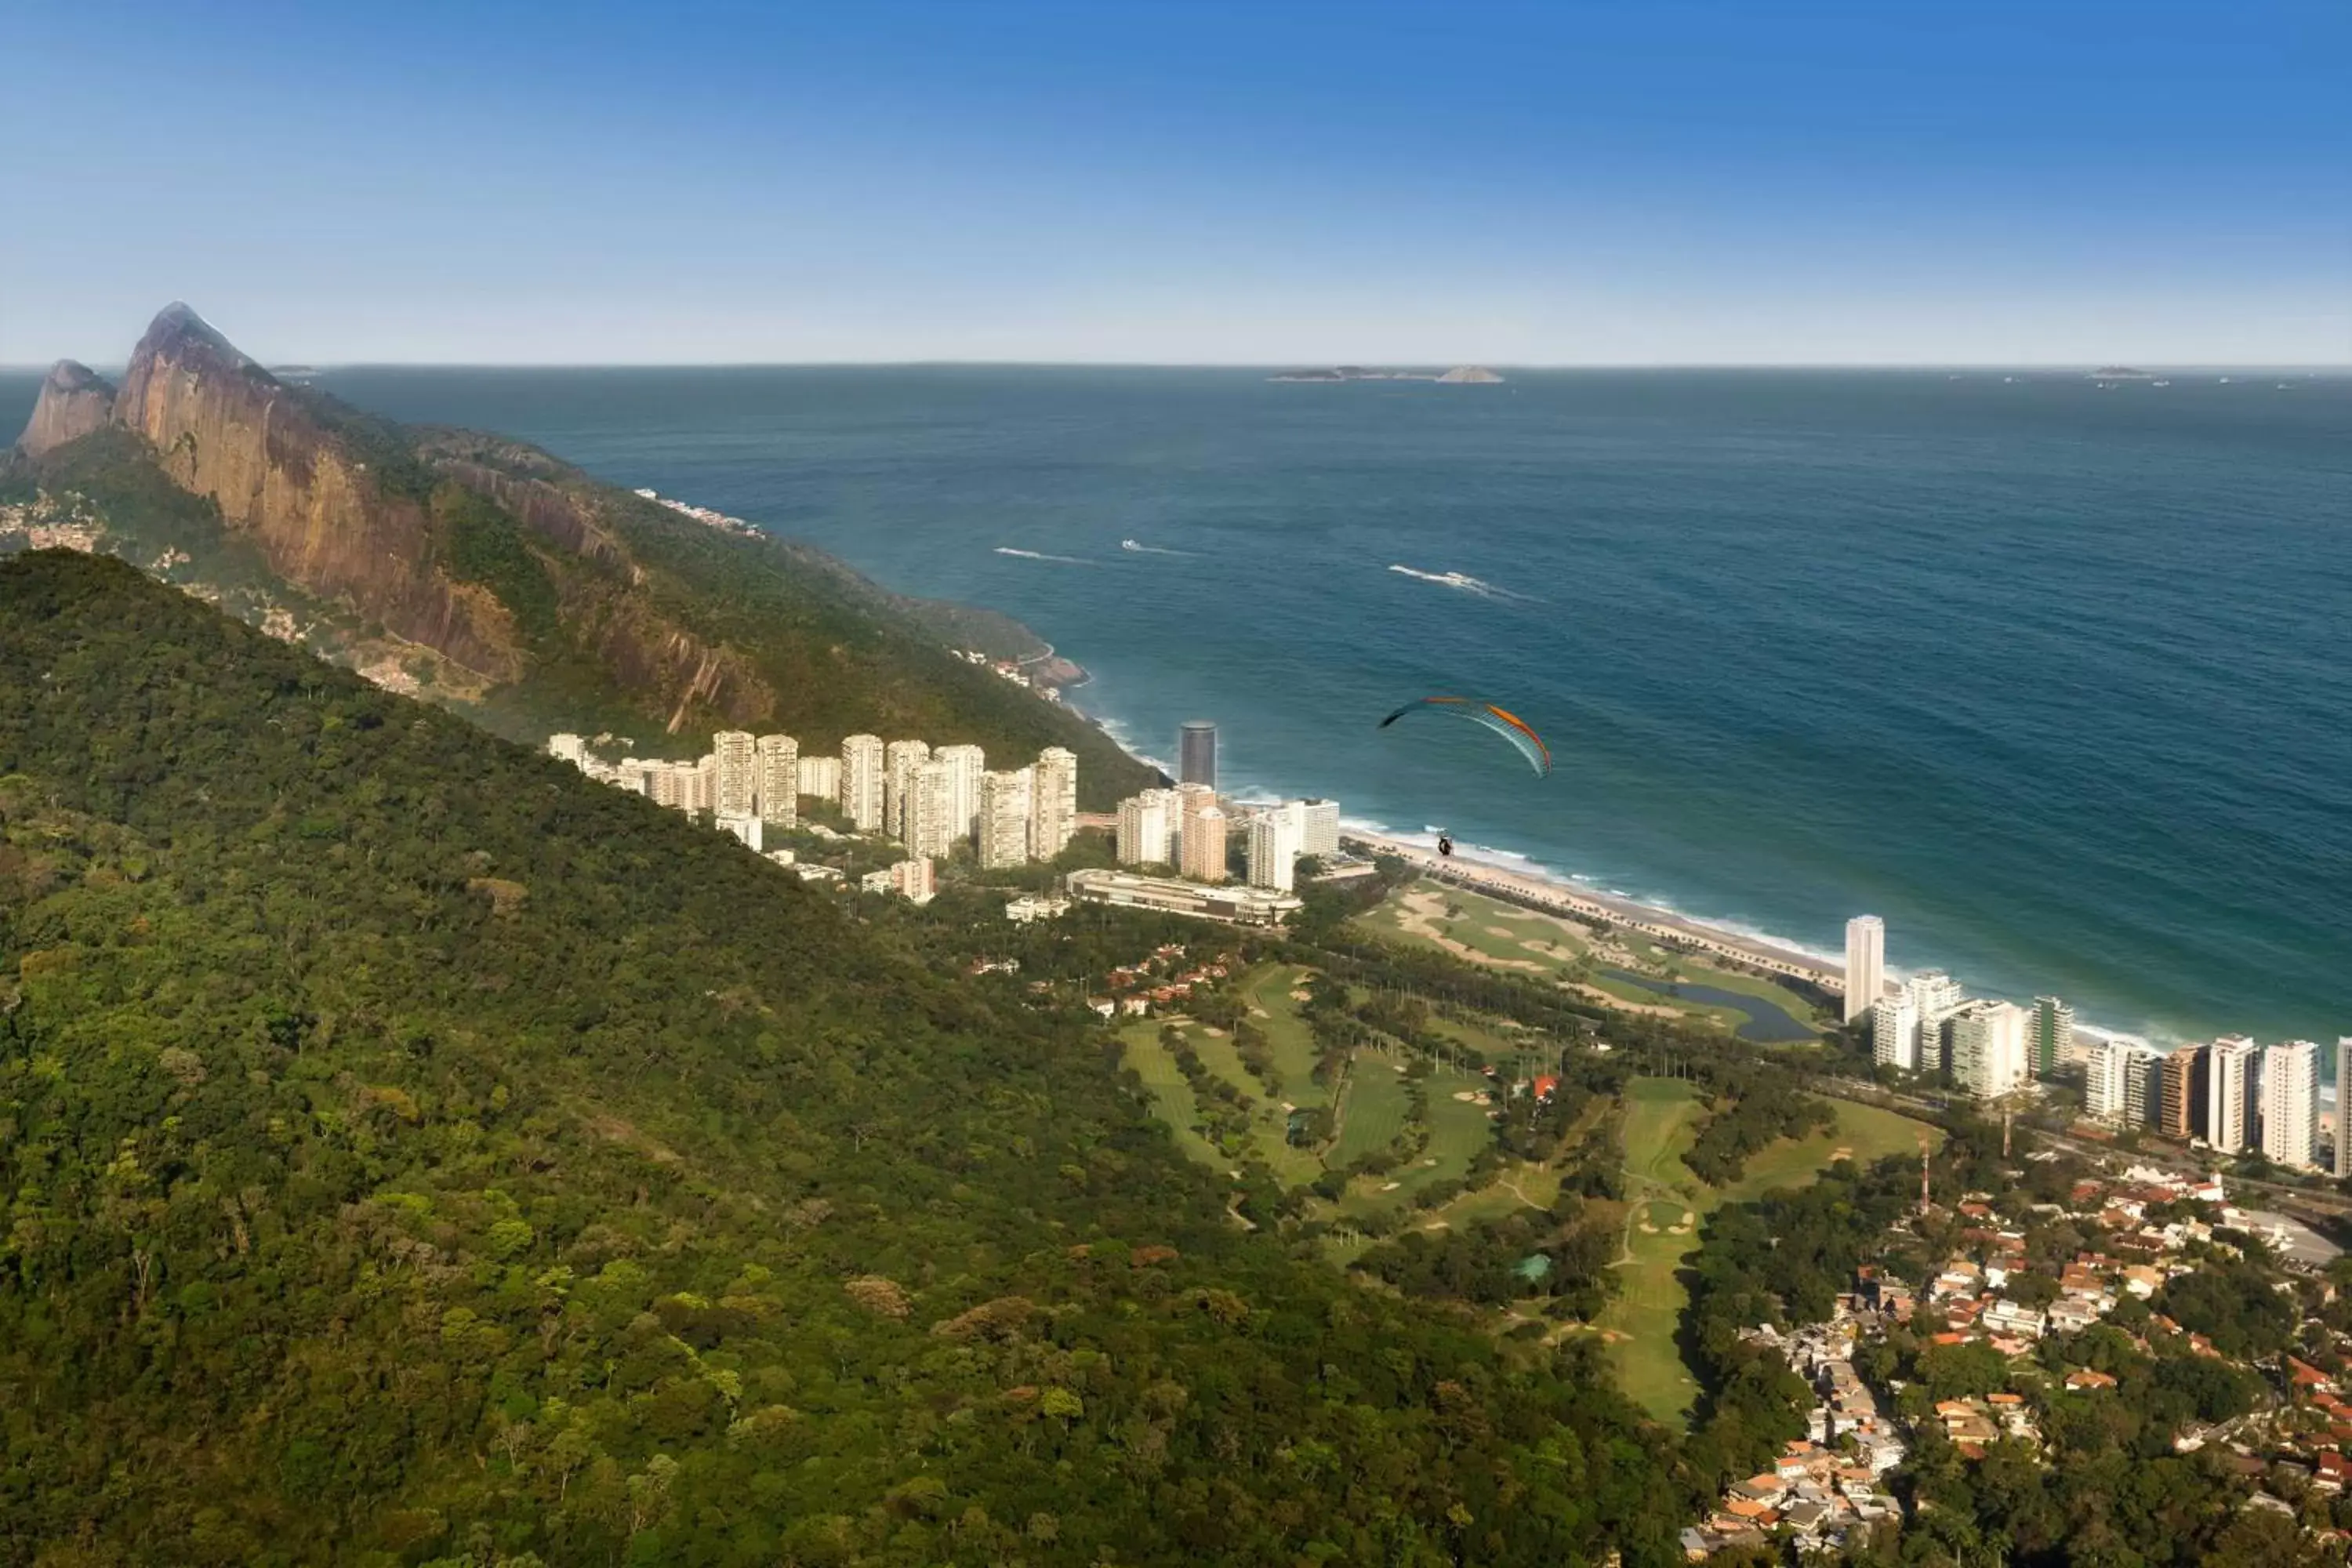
(9, 358, 2350, 374)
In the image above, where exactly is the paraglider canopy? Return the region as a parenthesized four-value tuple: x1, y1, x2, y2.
(1436, 833, 1455, 857)
(1377, 696, 1551, 777)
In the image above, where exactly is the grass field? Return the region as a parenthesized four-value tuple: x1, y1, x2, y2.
(1599, 1078, 1939, 1426)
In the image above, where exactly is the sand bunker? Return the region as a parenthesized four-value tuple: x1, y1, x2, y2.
(1831, 1147, 1853, 1161)
(1484, 925, 1517, 938)
(1249, 1007, 1269, 1018)
(1451, 1090, 1481, 1102)
(1289, 989, 1312, 1002)
(1381, 1181, 1401, 1192)
(1201, 1027, 1225, 1037)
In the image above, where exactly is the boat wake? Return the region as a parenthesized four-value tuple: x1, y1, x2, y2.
(995, 546, 1095, 565)
(1120, 538, 1195, 557)
(1388, 563, 1540, 603)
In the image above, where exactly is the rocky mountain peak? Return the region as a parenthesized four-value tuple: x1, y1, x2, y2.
(14, 359, 118, 459)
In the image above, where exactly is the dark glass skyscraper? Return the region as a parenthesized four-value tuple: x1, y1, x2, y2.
(1178, 720, 1217, 788)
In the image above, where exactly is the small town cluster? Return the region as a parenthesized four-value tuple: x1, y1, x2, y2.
(1846, 914, 2350, 1175)
(1685, 1161, 2347, 1560)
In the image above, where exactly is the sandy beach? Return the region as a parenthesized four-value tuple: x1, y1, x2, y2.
(1341, 829, 1849, 998)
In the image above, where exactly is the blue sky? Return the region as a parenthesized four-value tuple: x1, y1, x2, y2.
(5, 0, 2347, 364)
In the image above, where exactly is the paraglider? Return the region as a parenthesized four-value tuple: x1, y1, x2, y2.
(1436, 833, 1455, 857)
(1377, 696, 1551, 777)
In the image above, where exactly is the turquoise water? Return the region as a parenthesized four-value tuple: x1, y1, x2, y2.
(8, 365, 2347, 1042)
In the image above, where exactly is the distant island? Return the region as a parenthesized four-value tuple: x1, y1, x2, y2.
(1269, 365, 1504, 384)
(2089, 365, 2152, 380)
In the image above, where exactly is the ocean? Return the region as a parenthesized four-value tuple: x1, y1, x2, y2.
(7, 365, 2347, 1043)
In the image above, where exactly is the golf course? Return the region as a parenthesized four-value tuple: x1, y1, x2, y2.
(1599, 1076, 1940, 1425)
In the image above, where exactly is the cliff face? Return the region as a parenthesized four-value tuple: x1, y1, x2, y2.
(17, 361, 116, 459)
(108, 304, 524, 682)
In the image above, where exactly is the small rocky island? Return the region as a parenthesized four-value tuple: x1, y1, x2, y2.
(1269, 365, 1505, 384)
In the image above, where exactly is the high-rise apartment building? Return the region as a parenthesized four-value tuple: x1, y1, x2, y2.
(2031, 996, 2074, 1079)
(1029, 747, 1077, 859)
(884, 740, 932, 843)
(2260, 1040, 2321, 1170)
(1298, 798, 1341, 860)
(1181, 806, 1228, 882)
(1949, 1000, 2030, 1101)
(907, 759, 962, 858)
(1178, 720, 1218, 789)
(2089, 1038, 2161, 1127)
(976, 768, 1035, 869)
(2337, 1040, 2352, 1178)
(2206, 1036, 2259, 1155)
(685, 755, 718, 815)
(796, 755, 840, 802)
(1116, 789, 1178, 866)
(2159, 1045, 2205, 1139)
(1843, 916, 1885, 1025)
(2125, 1051, 2163, 1128)
(1247, 807, 1304, 891)
(547, 733, 586, 764)
(1872, 993, 1923, 1073)
(713, 731, 760, 821)
(935, 744, 988, 844)
(1176, 782, 1218, 869)
(840, 735, 886, 832)
(756, 735, 798, 826)
(1875, 970, 1965, 1075)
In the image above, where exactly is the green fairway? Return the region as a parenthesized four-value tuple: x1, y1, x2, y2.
(1599, 1079, 1937, 1426)
(1120, 1025, 1231, 1174)
(1330, 1054, 1415, 1165)
(1240, 964, 1330, 1108)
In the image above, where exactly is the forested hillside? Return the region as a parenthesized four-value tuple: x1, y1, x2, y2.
(6, 305, 1155, 805)
(0, 552, 1685, 1566)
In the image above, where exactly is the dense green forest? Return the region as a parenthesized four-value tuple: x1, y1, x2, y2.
(0, 553, 1691, 1566)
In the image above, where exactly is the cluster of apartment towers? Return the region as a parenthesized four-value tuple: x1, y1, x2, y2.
(546, 730, 1080, 898)
(1109, 720, 1340, 894)
(1845, 914, 2347, 1175)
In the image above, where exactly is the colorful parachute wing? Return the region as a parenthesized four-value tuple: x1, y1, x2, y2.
(1377, 696, 1552, 776)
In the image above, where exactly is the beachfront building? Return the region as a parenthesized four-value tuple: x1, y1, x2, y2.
(757, 734, 798, 826)
(1845, 916, 1886, 1025)
(796, 754, 840, 803)
(2260, 1040, 2321, 1170)
(2338, 1040, 2352, 1178)
(713, 731, 759, 821)
(1247, 804, 1305, 891)
(1949, 1000, 2031, 1101)
(1299, 798, 1341, 860)
(2161, 1045, 2205, 1139)
(1066, 866, 1299, 927)
(2032, 996, 2075, 1079)
(1178, 720, 1218, 789)
(1875, 970, 1966, 1076)
(935, 744, 988, 842)
(1181, 806, 1229, 883)
(2087, 1038, 2158, 1126)
(977, 768, 1035, 869)
(840, 735, 886, 832)
(884, 740, 932, 843)
(2207, 1036, 2259, 1155)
